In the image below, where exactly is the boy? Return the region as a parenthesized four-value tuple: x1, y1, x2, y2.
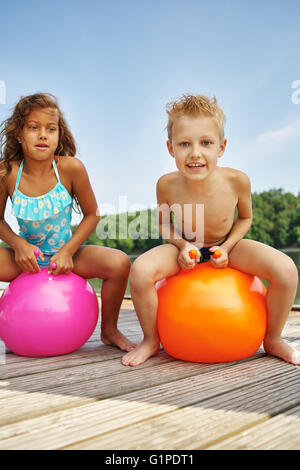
(122, 94, 299, 366)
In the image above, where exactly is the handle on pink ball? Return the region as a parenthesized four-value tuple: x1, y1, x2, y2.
(51, 262, 57, 270)
(34, 249, 40, 258)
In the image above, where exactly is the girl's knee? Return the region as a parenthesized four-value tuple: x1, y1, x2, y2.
(112, 250, 131, 276)
(97, 249, 130, 280)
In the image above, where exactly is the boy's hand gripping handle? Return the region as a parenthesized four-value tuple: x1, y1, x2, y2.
(189, 248, 222, 260)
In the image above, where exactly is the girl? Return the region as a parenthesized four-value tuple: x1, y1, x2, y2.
(0, 93, 135, 352)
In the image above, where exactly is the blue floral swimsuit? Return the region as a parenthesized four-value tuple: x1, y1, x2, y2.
(11, 159, 73, 267)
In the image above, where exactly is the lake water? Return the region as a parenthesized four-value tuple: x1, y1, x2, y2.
(1, 249, 300, 304)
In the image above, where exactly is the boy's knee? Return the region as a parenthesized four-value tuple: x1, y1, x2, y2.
(272, 255, 298, 287)
(130, 257, 154, 290)
(286, 257, 298, 286)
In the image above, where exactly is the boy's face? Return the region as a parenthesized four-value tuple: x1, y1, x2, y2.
(167, 115, 227, 181)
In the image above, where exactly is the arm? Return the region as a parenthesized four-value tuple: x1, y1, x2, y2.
(51, 159, 100, 273)
(0, 181, 41, 272)
(221, 171, 252, 253)
(210, 171, 252, 267)
(61, 159, 100, 256)
(156, 176, 201, 268)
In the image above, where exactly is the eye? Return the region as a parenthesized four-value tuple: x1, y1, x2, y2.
(202, 140, 212, 146)
(29, 125, 37, 130)
(49, 127, 57, 132)
(180, 142, 189, 147)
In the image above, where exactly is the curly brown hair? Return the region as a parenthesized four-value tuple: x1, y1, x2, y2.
(0, 93, 76, 194)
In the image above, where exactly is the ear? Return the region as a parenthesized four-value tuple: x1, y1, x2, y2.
(166, 140, 175, 158)
(218, 138, 227, 158)
(15, 133, 22, 143)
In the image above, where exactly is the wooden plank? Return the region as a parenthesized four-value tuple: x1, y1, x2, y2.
(3, 351, 176, 394)
(0, 335, 144, 380)
(43, 354, 291, 401)
(0, 391, 95, 428)
(40, 353, 266, 399)
(207, 405, 300, 449)
(0, 356, 297, 449)
(0, 345, 129, 379)
(64, 370, 300, 450)
(0, 354, 260, 427)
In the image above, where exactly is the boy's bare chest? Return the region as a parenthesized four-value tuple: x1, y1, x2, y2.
(168, 188, 237, 214)
(168, 183, 238, 241)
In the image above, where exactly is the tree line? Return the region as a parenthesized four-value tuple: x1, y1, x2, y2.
(82, 188, 300, 254)
(1, 189, 299, 253)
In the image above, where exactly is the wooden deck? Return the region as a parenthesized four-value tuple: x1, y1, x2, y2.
(0, 299, 299, 450)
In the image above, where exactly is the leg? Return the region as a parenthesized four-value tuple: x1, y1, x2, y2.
(122, 243, 181, 366)
(228, 239, 299, 365)
(72, 245, 134, 352)
(0, 247, 22, 281)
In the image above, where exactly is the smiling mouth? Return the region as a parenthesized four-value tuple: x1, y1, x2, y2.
(186, 163, 206, 168)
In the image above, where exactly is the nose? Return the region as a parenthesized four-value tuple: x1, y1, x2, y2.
(39, 127, 47, 140)
(191, 144, 202, 158)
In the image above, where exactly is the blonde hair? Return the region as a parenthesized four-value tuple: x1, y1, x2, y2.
(166, 93, 226, 140)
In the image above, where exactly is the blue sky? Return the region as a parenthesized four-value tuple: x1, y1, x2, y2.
(1, 0, 300, 229)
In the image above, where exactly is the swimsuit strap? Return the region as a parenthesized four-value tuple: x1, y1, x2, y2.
(52, 159, 61, 183)
(14, 160, 24, 191)
(15, 159, 61, 193)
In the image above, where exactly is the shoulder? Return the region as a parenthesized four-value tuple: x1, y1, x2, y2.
(156, 172, 181, 204)
(2, 159, 22, 195)
(219, 167, 251, 191)
(55, 156, 88, 178)
(156, 171, 180, 190)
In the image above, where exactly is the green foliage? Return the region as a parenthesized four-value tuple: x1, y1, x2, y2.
(245, 189, 300, 248)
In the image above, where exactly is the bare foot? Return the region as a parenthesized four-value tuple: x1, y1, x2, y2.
(263, 337, 300, 365)
(122, 338, 160, 366)
(101, 328, 137, 352)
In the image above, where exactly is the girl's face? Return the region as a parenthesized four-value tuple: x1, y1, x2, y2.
(19, 107, 59, 161)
